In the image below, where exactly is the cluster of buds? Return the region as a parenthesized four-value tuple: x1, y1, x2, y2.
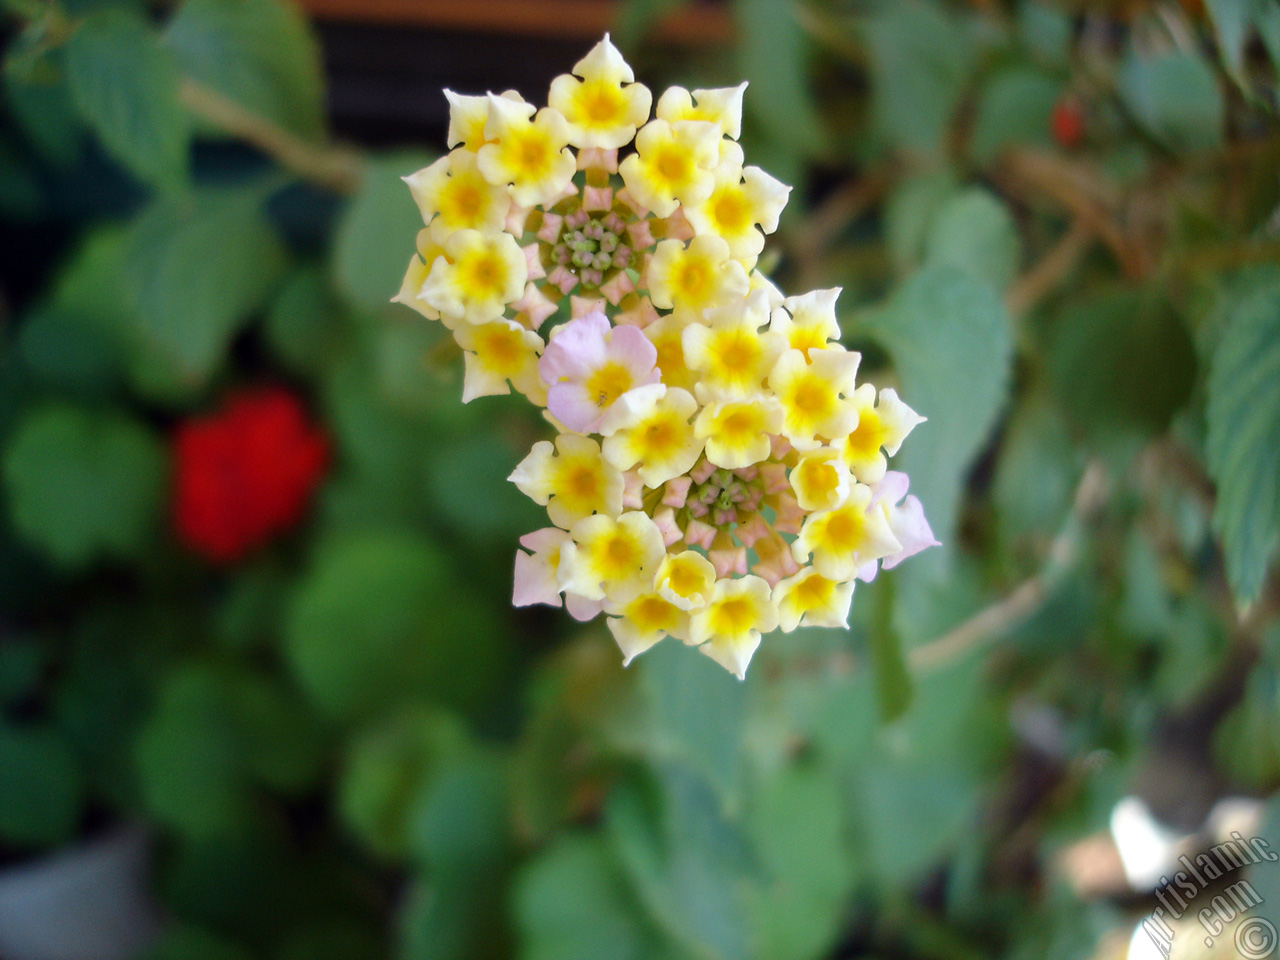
(395, 36, 937, 678)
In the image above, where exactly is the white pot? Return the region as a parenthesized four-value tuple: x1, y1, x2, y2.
(0, 824, 160, 960)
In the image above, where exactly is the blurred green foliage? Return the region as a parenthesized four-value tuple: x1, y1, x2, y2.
(1, 0, 1280, 958)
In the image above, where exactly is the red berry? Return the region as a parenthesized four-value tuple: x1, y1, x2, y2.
(173, 386, 329, 564)
(1051, 97, 1086, 150)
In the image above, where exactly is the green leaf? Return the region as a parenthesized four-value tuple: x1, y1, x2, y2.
(860, 267, 1014, 568)
(1016, 2, 1072, 65)
(285, 532, 504, 721)
(867, 580, 912, 723)
(514, 833, 672, 960)
(65, 8, 190, 190)
(332, 151, 433, 313)
(3, 404, 165, 568)
(1205, 0, 1264, 81)
(165, 0, 325, 140)
(123, 186, 289, 393)
(1206, 266, 1280, 606)
(138, 925, 253, 960)
(884, 169, 958, 272)
(865, 0, 976, 157)
(1118, 48, 1224, 153)
(339, 705, 468, 859)
(18, 310, 125, 396)
(922, 188, 1021, 290)
(265, 265, 351, 375)
(969, 67, 1060, 163)
(992, 393, 1081, 552)
(3, 66, 84, 169)
(0, 724, 84, 848)
(736, 0, 824, 159)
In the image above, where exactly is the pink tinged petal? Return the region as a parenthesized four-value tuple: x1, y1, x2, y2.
(661, 208, 695, 241)
(757, 462, 789, 494)
(547, 383, 606, 433)
(687, 500, 709, 518)
(684, 517, 717, 549)
(735, 512, 771, 549)
(513, 549, 563, 607)
(600, 271, 635, 306)
(614, 297, 659, 328)
(577, 147, 619, 173)
(519, 527, 566, 553)
(583, 185, 613, 212)
(855, 560, 880, 583)
(506, 205, 531, 235)
(690, 459, 717, 484)
(771, 494, 805, 535)
(770, 435, 793, 460)
(538, 313, 611, 385)
(869, 470, 911, 509)
(627, 220, 656, 250)
(709, 546, 748, 578)
(605, 323, 659, 381)
(548, 266, 577, 295)
(565, 592, 604, 621)
(662, 476, 692, 507)
(622, 471, 645, 510)
(881, 495, 940, 570)
(736, 465, 759, 483)
(522, 243, 546, 281)
(615, 187, 648, 218)
(537, 213, 563, 244)
(753, 548, 800, 588)
(571, 296, 607, 318)
(652, 506, 684, 546)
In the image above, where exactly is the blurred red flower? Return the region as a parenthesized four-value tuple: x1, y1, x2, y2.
(173, 387, 329, 564)
(1051, 97, 1085, 150)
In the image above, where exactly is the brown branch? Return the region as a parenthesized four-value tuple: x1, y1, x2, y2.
(1005, 217, 1095, 317)
(178, 80, 365, 195)
(909, 461, 1110, 673)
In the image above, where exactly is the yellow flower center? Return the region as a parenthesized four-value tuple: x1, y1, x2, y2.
(563, 464, 600, 502)
(599, 531, 639, 578)
(655, 146, 690, 186)
(845, 411, 887, 460)
(822, 507, 864, 552)
(719, 408, 757, 443)
(665, 561, 703, 597)
(631, 595, 679, 631)
(717, 332, 758, 377)
(709, 596, 754, 636)
(443, 180, 484, 223)
(581, 81, 625, 124)
(640, 416, 679, 457)
(478, 326, 523, 373)
(711, 187, 751, 235)
(463, 253, 502, 292)
(516, 133, 551, 176)
(585, 361, 634, 408)
(789, 378, 833, 419)
(675, 260, 711, 303)
(796, 459, 837, 498)
(794, 573, 835, 610)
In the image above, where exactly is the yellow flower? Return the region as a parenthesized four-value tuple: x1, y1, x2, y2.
(693, 394, 782, 469)
(420, 228, 528, 324)
(654, 549, 717, 611)
(771, 288, 842, 358)
(403, 151, 512, 244)
(605, 592, 689, 665)
(788, 448, 852, 512)
(767, 346, 860, 450)
(682, 292, 786, 396)
(558, 511, 666, 601)
(645, 235, 750, 316)
(454, 319, 545, 403)
(774, 569, 854, 633)
(792, 484, 902, 581)
(685, 140, 791, 262)
(391, 229, 444, 321)
(477, 95, 577, 207)
(689, 575, 778, 679)
(838, 385, 926, 484)
(642, 313, 698, 392)
(508, 434, 623, 529)
(618, 118, 720, 217)
(598, 384, 704, 488)
(655, 83, 747, 139)
(548, 34, 652, 149)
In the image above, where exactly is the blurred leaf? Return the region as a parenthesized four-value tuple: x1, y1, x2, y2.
(332, 151, 433, 312)
(1044, 286, 1196, 458)
(614, 0, 690, 47)
(1206, 266, 1280, 606)
(605, 768, 756, 960)
(884, 169, 958, 272)
(1017, 1, 1072, 65)
(861, 267, 1014, 568)
(0, 723, 84, 848)
(139, 925, 253, 960)
(0, 637, 43, 707)
(3, 404, 165, 568)
(514, 833, 673, 960)
(65, 8, 190, 190)
(922, 188, 1021, 290)
(865, 0, 976, 156)
(165, 0, 325, 140)
(339, 705, 468, 859)
(1205, 0, 1264, 81)
(265, 265, 351, 375)
(3, 67, 84, 168)
(1118, 48, 1224, 153)
(992, 393, 1081, 551)
(285, 532, 504, 721)
(747, 758, 856, 960)
(122, 186, 289, 394)
(969, 67, 1060, 163)
(18, 310, 124, 396)
(867, 580, 912, 722)
(0, 137, 41, 218)
(226, 672, 326, 793)
(736, 0, 824, 158)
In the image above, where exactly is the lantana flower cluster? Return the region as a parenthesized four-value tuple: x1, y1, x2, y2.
(395, 37, 937, 679)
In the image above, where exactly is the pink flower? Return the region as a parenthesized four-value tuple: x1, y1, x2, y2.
(538, 311, 659, 432)
(856, 471, 940, 582)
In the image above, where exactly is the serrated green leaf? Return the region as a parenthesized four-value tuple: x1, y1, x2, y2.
(1118, 48, 1224, 152)
(3, 404, 165, 568)
(65, 8, 190, 190)
(922, 188, 1021, 290)
(165, 0, 325, 140)
(1206, 266, 1280, 606)
(333, 151, 433, 312)
(865, 0, 976, 157)
(860, 267, 1014, 569)
(122, 186, 288, 392)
